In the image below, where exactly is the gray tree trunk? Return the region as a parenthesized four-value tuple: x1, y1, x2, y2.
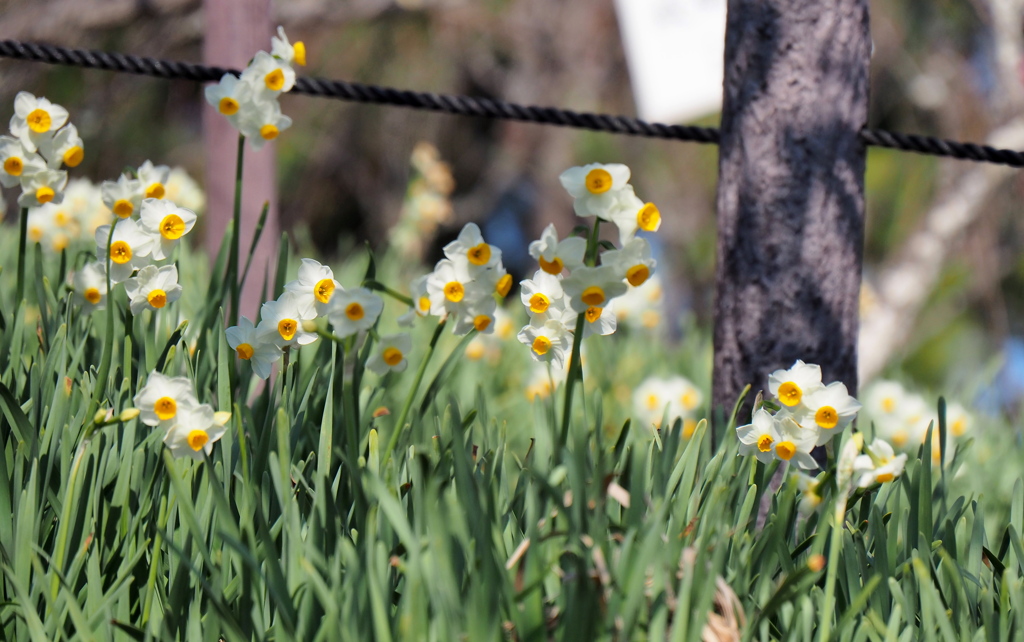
(711, 0, 870, 426)
(203, 0, 278, 320)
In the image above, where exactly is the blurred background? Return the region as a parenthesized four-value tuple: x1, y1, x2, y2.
(3, 0, 1024, 416)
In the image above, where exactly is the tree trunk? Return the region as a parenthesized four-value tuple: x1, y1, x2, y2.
(203, 0, 278, 321)
(711, 0, 870, 428)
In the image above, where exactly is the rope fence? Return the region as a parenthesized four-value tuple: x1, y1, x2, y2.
(2, 39, 1023, 168)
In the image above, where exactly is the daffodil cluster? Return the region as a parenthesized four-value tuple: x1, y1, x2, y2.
(633, 374, 704, 437)
(517, 163, 661, 368)
(736, 360, 862, 470)
(398, 222, 512, 337)
(133, 370, 230, 461)
(391, 142, 455, 258)
(861, 379, 972, 464)
(1, 92, 80, 211)
(205, 27, 305, 150)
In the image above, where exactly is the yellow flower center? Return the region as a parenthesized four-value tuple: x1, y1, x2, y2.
(681, 390, 698, 410)
(539, 256, 564, 275)
(777, 381, 802, 406)
(260, 124, 280, 140)
(84, 287, 102, 304)
(113, 199, 134, 218)
(468, 243, 491, 266)
(951, 419, 966, 437)
(645, 394, 660, 410)
(682, 419, 697, 439)
(160, 214, 186, 240)
(585, 168, 612, 194)
(444, 281, 465, 303)
(473, 315, 492, 331)
(154, 396, 177, 421)
(110, 241, 133, 264)
(4, 156, 23, 176)
(315, 278, 335, 304)
(36, 186, 55, 204)
(27, 108, 51, 133)
(219, 97, 240, 115)
(465, 341, 486, 360)
(418, 295, 431, 313)
(585, 307, 602, 323)
(383, 347, 404, 366)
(147, 289, 168, 309)
(294, 42, 307, 66)
(815, 406, 838, 429)
(532, 336, 551, 356)
(278, 318, 297, 341)
(146, 183, 166, 199)
(891, 430, 908, 447)
(625, 265, 650, 287)
(265, 69, 285, 91)
(236, 343, 254, 360)
(52, 234, 69, 252)
(528, 293, 550, 314)
(637, 203, 660, 231)
(54, 210, 69, 226)
(881, 397, 895, 413)
(345, 302, 365, 321)
(63, 146, 84, 167)
(774, 441, 796, 460)
(496, 274, 512, 297)
(757, 434, 774, 452)
(187, 429, 209, 452)
(29, 226, 44, 242)
(581, 286, 605, 307)
(875, 472, 895, 483)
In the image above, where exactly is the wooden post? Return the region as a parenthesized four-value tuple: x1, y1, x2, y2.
(711, 0, 871, 428)
(203, 0, 279, 320)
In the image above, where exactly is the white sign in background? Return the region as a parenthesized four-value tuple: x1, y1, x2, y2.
(613, 0, 726, 124)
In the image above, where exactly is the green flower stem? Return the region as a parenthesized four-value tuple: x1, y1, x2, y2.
(382, 318, 447, 471)
(364, 279, 414, 307)
(15, 207, 27, 307)
(558, 220, 601, 448)
(84, 219, 120, 439)
(228, 133, 245, 327)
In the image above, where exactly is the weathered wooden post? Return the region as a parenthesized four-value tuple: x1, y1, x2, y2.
(711, 1, 871, 428)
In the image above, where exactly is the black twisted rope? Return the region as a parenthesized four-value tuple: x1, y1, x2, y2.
(2, 39, 1023, 168)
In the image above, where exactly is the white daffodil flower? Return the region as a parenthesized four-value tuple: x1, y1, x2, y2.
(863, 380, 907, 421)
(580, 304, 616, 338)
(257, 291, 319, 348)
(137, 160, 171, 200)
(101, 173, 144, 219)
(476, 261, 513, 299)
(854, 439, 907, 488)
(205, 74, 248, 127)
(558, 162, 631, 220)
(38, 123, 84, 169)
(95, 218, 153, 283)
(72, 260, 107, 312)
(517, 319, 571, 369)
(771, 413, 819, 470)
(444, 222, 502, 274)
(164, 167, 206, 214)
(18, 169, 67, 208)
(284, 258, 340, 317)
(325, 287, 384, 339)
(244, 50, 297, 96)
(0, 136, 45, 187)
(946, 401, 970, 439)
(163, 403, 229, 461)
(519, 270, 565, 319)
(633, 376, 680, 429)
(798, 381, 862, 446)
(9, 92, 69, 152)
(767, 360, 823, 409)
(411, 274, 432, 318)
(225, 316, 282, 379)
(560, 265, 628, 313)
(528, 223, 586, 275)
(138, 198, 197, 260)
(667, 375, 703, 418)
(367, 333, 412, 375)
(426, 258, 488, 318)
(271, 26, 306, 66)
(736, 407, 779, 464)
(237, 96, 293, 150)
(793, 472, 824, 517)
(133, 371, 199, 426)
(608, 185, 661, 245)
(64, 178, 108, 235)
(452, 295, 498, 336)
(125, 265, 183, 315)
(602, 237, 657, 287)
